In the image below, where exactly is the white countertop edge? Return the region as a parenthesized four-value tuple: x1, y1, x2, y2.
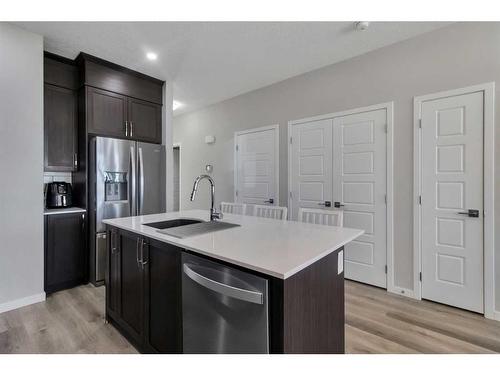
(280, 234, 359, 279)
(44, 207, 87, 215)
(103, 218, 363, 280)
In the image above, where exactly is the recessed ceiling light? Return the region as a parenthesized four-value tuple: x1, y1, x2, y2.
(146, 52, 158, 61)
(173, 100, 182, 111)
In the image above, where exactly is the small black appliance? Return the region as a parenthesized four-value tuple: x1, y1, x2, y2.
(46, 182, 73, 208)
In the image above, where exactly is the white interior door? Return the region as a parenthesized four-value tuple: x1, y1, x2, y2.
(290, 119, 333, 219)
(235, 126, 278, 206)
(420, 91, 484, 313)
(333, 109, 387, 288)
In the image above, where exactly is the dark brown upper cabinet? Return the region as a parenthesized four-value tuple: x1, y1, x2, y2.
(44, 53, 79, 172)
(79, 52, 164, 144)
(79, 54, 163, 105)
(87, 87, 128, 138)
(44, 53, 79, 90)
(86, 87, 162, 143)
(128, 97, 162, 143)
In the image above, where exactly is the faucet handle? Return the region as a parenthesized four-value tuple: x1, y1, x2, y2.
(211, 211, 223, 221)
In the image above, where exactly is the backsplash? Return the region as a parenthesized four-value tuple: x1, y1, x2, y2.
(43, 172, 72, 206)
(44, 172, 72, 184)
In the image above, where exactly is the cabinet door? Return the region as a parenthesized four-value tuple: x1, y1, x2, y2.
(44, 84, 78, 172)
(87, 87, 127, 138)
(118, 230, 145, 344)
(128, 98, 162, 144)
(45, 212, 86, 293)
(143, 239, 182, 353)
(107, 228, 121, 316)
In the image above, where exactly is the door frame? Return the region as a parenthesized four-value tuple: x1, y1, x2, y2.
(413, 82, 496, 320)
(233, 124, 280, 205)
(173, 143, 181, 211)
(287, 102, 394, 291)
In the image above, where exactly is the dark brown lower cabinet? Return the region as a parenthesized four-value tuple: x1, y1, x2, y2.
(143, 238, 182, 353)
(107, 228, 121, 316)
(117, 230, 145, 345)
(106, 228, 182, 353)
(44, 212, 86, 293)
(105, 226, 344, 354)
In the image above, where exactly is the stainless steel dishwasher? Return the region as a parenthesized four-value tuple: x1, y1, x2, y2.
(182, 252, 269, 353)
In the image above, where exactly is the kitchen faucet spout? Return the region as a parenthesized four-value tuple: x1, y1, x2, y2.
(190, 175, 223, 221)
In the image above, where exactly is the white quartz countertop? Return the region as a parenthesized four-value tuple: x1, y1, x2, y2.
(44, 207, 87, 215)
(103, 210, 363, 279)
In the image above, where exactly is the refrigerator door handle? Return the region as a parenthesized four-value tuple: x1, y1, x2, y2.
(138, 147, 145, 215)
(129, 145, 137, 216)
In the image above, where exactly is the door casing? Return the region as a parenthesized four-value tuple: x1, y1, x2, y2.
(288, 102, 394, 292)
(173, 143, 182, 211)
(413, 82, 496, 320)
(234, 124, 280, 205)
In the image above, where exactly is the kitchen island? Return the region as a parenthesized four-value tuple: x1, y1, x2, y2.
(103, 210, 363, 354)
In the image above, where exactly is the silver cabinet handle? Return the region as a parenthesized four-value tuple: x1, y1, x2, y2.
(130, 121, 133, 137)
(111, 230, 119, 254)
(110, 230, 116, 254)
(141, 240, 148, 269)
(183, 263, 263, 304)
(136, 238, 141, 269)
(125, 121, 129, 137)
(73, 153, 78, 168)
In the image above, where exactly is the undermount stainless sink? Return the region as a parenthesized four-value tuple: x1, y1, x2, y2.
(157, 220, 240, 238)
(143, 218, 204, 230)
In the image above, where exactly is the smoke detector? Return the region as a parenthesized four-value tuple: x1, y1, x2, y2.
(354, 21, 370, 31)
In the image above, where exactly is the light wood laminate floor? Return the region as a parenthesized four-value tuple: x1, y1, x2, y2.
(0, 284, 137, 354)
(1, 281, 500, 353)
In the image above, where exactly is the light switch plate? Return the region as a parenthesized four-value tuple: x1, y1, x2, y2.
(338, 250, 344, 274)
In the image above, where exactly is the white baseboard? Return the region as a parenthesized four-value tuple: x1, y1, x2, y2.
(485, 309, 500, 322)
(0, 292, 46, 314)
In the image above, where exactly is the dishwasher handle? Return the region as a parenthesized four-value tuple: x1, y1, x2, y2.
(183, 263, 264, 305)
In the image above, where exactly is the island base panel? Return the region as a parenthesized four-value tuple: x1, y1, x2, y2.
(270, 247, 344, 354)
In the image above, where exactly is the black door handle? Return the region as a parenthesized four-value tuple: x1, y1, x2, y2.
(264, 198, 274, 204)
(457, 209, 479, 218)
(334, 202, 345, 208)
(318, 201, 332, 207)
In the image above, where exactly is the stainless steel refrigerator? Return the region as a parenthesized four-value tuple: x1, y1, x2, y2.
(90, 136, 166, 285)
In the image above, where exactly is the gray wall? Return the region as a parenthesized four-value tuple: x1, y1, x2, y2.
(174, 22, 500, 311)
(163, 83, 174, 212)
(0, 23, 44, 310)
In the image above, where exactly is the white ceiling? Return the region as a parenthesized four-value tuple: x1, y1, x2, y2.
(14, 22, 450, 116)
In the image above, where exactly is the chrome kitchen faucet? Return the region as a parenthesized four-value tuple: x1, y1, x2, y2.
(190, 175, 223, 221)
